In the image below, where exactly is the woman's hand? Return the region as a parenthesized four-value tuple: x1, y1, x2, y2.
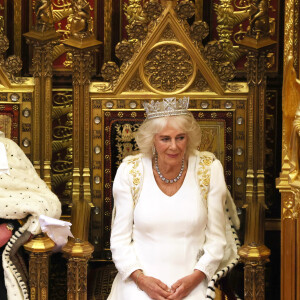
(167, 270, 206, 300)
(131, 270, 172, 300)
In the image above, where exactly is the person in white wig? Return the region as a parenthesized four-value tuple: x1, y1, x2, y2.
(0, 131, 61, 300)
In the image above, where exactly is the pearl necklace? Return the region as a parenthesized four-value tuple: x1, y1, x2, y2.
(154, 155, 184, 184)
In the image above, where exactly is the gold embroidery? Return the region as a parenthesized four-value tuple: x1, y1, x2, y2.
(127, 156, 142, 207)
(197, 153, 215, 206)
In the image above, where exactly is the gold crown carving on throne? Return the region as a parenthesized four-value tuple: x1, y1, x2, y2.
(143, 97, 191, 120)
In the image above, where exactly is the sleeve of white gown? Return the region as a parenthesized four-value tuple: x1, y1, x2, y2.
(194, 159, 227, 281)
(110, 161, 143, 280)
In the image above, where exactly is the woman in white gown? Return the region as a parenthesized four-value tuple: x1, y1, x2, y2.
(108, 97, 227, 300)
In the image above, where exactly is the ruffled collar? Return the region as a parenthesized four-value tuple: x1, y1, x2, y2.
(0, 131, 10, 175)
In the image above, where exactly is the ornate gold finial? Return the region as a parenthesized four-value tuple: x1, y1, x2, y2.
(248, 0, 270, 40)
(68, 0, 93, 39)
(34, 0, 55, 32)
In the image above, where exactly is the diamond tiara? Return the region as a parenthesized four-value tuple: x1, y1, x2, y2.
(143, 97, 191, 120)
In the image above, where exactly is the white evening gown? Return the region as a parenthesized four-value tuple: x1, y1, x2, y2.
(108, 154, 227, 300)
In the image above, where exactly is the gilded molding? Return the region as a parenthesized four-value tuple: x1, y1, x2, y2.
(284, 0, 297, 68)
(14, 0, 21, 59)
(104, 0, 112, 61)
(194, 0, 203, 21)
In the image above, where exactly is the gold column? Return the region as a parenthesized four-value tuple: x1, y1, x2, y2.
(194, 0, 203, 21)
(64, 36, 101, 241)
(292, 186, 300, 299)
(23, 30, 60, 187)
(24, 235, 55, 300)
(276, 0, 300, 299)
(62, 239, 94, 300)
(104, 0, 112, 61)
(14, 0, 21, 60)
(237, 20, 276, 300)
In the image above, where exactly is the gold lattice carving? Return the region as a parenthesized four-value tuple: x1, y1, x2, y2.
(283, 192, 295, 219)
(142, 43, 195, 93)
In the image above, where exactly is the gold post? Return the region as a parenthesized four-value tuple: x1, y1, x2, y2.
(24, 235, 55, 300)
(63, 11, 102, 240)
(236, 12, 276, 298)
(23, 19, 60, 187)
(276, 0, 300, 299)
(194, 0, 203, 21)
(62, 238, 94, 300)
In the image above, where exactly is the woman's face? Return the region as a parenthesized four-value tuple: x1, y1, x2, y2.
(153, 123, 187, 167)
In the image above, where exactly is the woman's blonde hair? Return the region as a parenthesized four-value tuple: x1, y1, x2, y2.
(135, 114, 201, 157)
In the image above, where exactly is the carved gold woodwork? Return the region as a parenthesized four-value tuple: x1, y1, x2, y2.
(23, 13, 60, 186)
(141, 42, 196, 93)
(239, 243, 270, 300)
(235, 2, 276, 299)
(52, 90, 73, 212)
(63, 26, 101, 240)
(14, 0, 22, 60)
(62, 239, 94, 300)
(277, 52, 300, 299)
(24, 235, 55, 300)
(0, 33, 34, 156)
(214, 0, 250, 63)
(104, 0, 112, 61)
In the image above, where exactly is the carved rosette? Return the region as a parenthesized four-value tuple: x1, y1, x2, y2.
(101, 61, 120, 82)
(144, 0, 162, 21)
(5, 55, 22, 74)
(204, 40, 225, 61)
(175, 1, 195, 20)
(128, 21, 148, 40)
(218, 61, 236, 81)
(190, 21, 209, 42)
(115, 40, 134, 62)
(142, 43, 195, 93)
